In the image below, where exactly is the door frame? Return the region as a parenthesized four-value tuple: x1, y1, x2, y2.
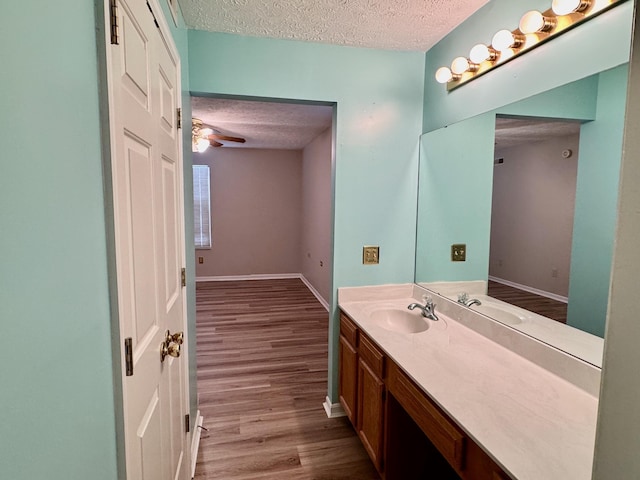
(99, 0, 191, 476)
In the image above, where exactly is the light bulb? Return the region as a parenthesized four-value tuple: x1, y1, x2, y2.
(196, 138, 210, 153)
(451, 57, 471, 75)
(469, 44, 497, 64)
(201, 127, 213, 136)
(519, 10, 556, 34)
(552, 0, 591, 15)
(435, 67, 454, 84)
(492, 30, 520, 51)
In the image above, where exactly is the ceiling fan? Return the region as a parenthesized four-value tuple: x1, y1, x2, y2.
(192, 118, 246, 152)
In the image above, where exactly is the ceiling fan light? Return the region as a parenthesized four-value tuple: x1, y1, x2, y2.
(196, 138, 210, 153)
(201, 127, 214, 136)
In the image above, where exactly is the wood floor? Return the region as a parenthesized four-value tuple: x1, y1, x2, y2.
(194, 278, 379, 480)
(487, 280, 568, 323)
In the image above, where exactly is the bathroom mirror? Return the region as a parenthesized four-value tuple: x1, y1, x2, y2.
(415, 37, 631, 367)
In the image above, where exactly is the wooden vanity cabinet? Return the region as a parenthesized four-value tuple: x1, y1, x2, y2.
(338, 309, 512, 480)
(339, 313, 387, 474)
(357, 333, 386, 472)
(338, 314, 358, 425)
(386, 361, 510, 480)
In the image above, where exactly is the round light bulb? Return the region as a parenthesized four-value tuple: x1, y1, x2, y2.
(196, 138, 210, 153)
(492, 30, 516, 51)
(451, 57, 470, 75)
(201, 127, 213, 136)
(552, 0, 590, 15)
(435, 66, 453, 84)
(519, 10, 555, 34)
(469, 44, 495, 64)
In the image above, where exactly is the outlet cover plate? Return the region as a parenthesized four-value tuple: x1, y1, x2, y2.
(451, 244, 466, 262)
(363, 246, 380, 265)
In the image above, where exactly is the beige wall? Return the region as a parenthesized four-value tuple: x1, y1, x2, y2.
(194, 148, 302, 277)
(490, 134, 579, 297)
(301, 128, 332, 303)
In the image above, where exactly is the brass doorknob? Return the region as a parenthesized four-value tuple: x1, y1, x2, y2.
(160, 330, 183, 362)
(170, 331, 184, 345)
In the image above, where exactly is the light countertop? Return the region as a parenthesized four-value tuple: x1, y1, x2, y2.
(338, 284, 599, 480)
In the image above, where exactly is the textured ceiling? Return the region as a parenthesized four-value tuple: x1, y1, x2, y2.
(192, 97, 333, 150)
(179, 0, 488, 51)
(495, 118, 582, 150)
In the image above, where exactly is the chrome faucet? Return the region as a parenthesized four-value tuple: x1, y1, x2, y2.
(457, 292, 482, 308)
(408, 297, 439, 321)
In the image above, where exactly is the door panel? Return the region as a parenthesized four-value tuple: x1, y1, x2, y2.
(107, 0, 188, 478)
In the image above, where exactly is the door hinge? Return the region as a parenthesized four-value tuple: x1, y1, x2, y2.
(181, 267, 186, 287)
(185, 414, 190, 433)
(177, 108, 182, 129)
(124, 337, 133, 376)
(146, 0, 160, 29)
(109, 0, 120, 45)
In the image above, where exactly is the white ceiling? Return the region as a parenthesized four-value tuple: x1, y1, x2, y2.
(192, 97, 333, 149)
(185, 0, 489, 151)
(495, 117, 582, 150)
(179, 0, 489, 52)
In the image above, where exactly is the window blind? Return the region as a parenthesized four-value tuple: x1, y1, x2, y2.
(193, 165, 211, 248)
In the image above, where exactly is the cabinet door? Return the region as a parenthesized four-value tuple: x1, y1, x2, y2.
(339, 334, 358, 425)
(357, 358, 385, 472)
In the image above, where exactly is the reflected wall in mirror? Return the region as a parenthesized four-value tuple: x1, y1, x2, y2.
(490, 117, 581, 324)
(415, 64, 629, 366)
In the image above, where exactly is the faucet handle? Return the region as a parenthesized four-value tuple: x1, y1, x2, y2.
(457, 292, 469, 304)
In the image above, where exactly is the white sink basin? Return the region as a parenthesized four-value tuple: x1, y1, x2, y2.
(370, 308, 430, 333)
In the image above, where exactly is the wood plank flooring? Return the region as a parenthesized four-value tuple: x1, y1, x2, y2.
(487, 280, 567, 323)
(194, 278, 379, 480)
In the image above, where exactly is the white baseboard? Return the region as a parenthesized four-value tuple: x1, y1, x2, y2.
(196, 273, 300, 282)
(190, 411, 204, 479)
(323, 396, 346, 418)
(300, 275, 330, 311)
(489, 276, 568, 303)
(196, 273, 330, 311)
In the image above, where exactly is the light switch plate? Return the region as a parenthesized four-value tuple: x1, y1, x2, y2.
(363, 246, 380, 265)
(451, 244, 466, 262)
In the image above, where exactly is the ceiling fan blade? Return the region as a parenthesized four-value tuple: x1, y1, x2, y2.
(210, 140, 224, 147)
(209, 134, 246, 143)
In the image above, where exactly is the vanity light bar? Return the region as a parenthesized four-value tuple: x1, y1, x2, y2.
(435, 0, 628, 91)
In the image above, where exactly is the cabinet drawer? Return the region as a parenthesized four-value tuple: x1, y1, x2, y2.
(387, 361, 466, 472)
(359, 333, 385, 378)
(340, 312, 358, 348)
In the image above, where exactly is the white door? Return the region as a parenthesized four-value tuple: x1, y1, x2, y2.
(105, 0, 189, 478)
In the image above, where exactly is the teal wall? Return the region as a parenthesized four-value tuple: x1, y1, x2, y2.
(416, 113, 496, 282)
(568, 64, 629, 336)
(188, 30, 425, 400)
(0, 1, 118, 479)
(423, 0, 633, 133)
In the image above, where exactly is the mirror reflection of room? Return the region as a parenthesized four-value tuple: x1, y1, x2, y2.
(488, 117, 581, 325)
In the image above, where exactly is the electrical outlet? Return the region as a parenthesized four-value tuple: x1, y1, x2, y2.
(198, 256, 204, 264)
(363, 246, 380, 265)
(552, 268, 558, 278)
(451, 244, 466, 262)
